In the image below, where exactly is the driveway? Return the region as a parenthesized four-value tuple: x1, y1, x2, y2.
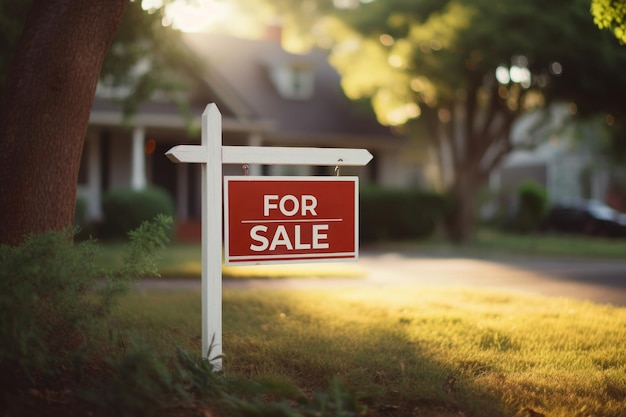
(139, 250, 626, 307)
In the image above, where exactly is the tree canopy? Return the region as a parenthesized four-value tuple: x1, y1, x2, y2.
(323, 0, 626, 127)
(592, 0, 626, 44)
(252, 0, 626, 241)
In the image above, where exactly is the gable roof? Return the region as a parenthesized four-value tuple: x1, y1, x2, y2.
(183, 33, 401, 145)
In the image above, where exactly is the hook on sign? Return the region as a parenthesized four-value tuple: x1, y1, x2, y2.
(335, 159, 343, 176)
(242, 164, 249, 176)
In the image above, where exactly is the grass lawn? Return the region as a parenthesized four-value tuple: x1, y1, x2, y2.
(442, 229, 626, 259)
(115, 285, 626, 417)
(11, 226, 625, 416)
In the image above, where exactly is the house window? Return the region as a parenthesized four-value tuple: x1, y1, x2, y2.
(269, 62, 314, 100)
(290, 66, 310, 98)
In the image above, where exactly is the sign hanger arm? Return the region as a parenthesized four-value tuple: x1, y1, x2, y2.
(166, 145, 373, 166)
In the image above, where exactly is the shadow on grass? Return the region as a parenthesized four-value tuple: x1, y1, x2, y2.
(222, 290, 512, 417)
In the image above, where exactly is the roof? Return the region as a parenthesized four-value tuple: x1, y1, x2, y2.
(182, 33, 400, 144)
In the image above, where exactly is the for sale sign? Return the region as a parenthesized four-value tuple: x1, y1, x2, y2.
(224, 176, 358, 265)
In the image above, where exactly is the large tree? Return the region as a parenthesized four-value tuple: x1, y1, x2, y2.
(0, 0, 193, 245)
(256, 0, 626, 242)
(0, 0, 128, 246)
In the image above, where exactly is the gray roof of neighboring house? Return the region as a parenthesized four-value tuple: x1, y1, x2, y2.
(183, 33, 400, 143)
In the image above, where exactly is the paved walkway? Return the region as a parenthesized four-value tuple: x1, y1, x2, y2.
(137, 251, 626, 307)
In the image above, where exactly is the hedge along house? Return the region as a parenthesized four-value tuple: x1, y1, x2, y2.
(80, 31, 428, 240)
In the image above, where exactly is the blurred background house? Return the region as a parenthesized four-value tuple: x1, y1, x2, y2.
(78, 30, 430, 240)
(78, 28, 625, 242)
(487, 104, 625, 222)
(490, 105, 608, 207)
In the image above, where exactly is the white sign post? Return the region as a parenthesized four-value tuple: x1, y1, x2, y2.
(166, 103, 373, 369)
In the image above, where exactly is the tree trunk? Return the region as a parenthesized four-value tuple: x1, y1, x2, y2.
(0, 0, 127, 246)
(445, 170, 484, 244)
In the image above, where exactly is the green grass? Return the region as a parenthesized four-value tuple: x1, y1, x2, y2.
(33, 226, 624, 415)
(367, 229, 626, 260)
(113, 285, 626, 417)
(474, 229, 626, 259)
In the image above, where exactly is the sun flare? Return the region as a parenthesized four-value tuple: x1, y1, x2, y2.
(167, 1, 233, 33)
(142, 0, 234, 33)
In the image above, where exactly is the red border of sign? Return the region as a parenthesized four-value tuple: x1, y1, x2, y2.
(224, 176, 359, 265)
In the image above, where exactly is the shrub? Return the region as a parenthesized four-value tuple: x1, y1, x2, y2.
(0, 229, 102, 385)
(101, 187, 175, 240)
(360, 187, 446, 242)
(515, 180, 548, 233)
(85, 342, 190, 417)
(0, 216, 172, 395)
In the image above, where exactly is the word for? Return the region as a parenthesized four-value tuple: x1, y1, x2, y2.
(263, 194, 317, 216)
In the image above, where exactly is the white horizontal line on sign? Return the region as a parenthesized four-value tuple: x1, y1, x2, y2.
(228, 251, 357, 262)
(241, 218, 343, 224)
(231, 252, 356, 260)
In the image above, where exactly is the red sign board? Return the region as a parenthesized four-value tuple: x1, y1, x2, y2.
(224, 176, 358, 265)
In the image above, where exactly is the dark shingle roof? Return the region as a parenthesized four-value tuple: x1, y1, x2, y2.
(183, 33, 397, 141)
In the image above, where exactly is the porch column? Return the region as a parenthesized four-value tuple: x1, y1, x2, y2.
(131, 127, 147, 190)
(247, 132, 263, 176)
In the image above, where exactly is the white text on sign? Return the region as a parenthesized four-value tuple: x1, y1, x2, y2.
(263, 194, 317, 216)
(250, 224, 329, 251)
(251, 194, 328, 251)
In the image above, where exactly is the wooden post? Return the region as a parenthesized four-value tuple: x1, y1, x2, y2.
(166, 104, 223, 369)
(202, 105, 223, 369)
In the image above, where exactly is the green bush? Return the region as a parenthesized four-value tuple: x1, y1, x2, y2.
(89, 346, 365, 417)
(515, 180, 548, 233)
(101, 187, 175, 240)
(360, 187, 446, 242)
(0, 229, 103, 385)
(85, 342, 189, 417)
(0, 216, 172, 395)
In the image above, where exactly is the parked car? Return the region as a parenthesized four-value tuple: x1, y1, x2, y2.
(543, 199, 626, 238)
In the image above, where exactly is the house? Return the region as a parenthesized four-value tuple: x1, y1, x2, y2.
(488, 104, 614, 214)
(79, 31, 428, 239)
